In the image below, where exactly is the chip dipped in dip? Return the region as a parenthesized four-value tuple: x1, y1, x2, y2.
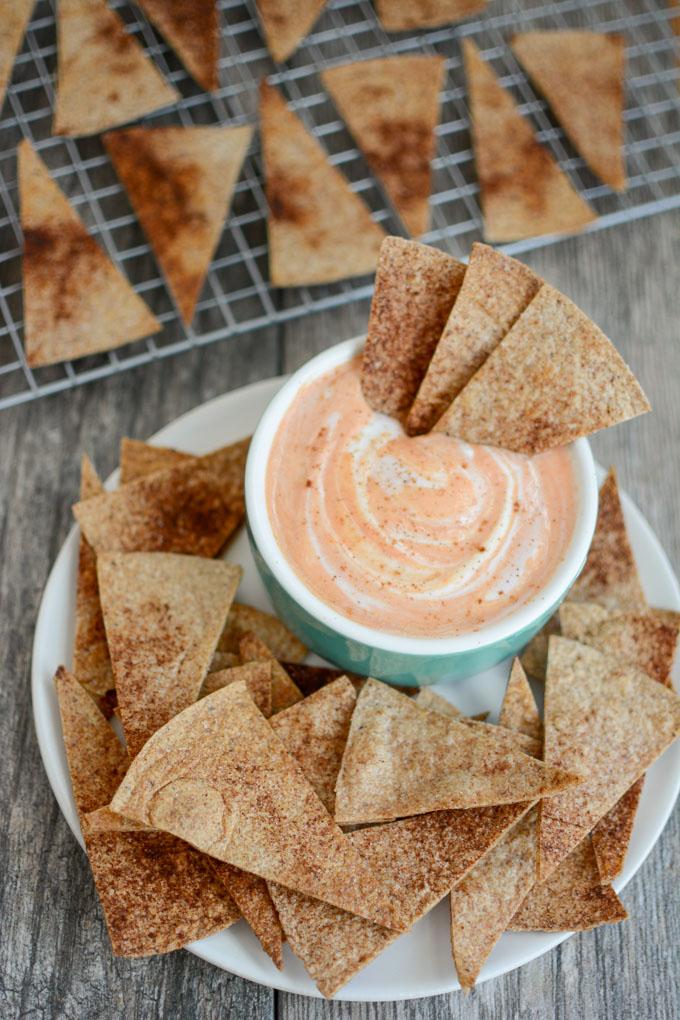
(266, 357, 577, 639)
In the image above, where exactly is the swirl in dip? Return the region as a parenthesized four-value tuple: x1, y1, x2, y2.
(266, 357, 577, 638)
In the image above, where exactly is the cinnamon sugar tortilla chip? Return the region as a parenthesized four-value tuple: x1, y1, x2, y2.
(208, 650, 240, 673)
(0, 1, 34, 114)
(209, 861, 285, 969)
(137, 0, 219, 92)
(119, 437, 194, 483)
(219, 602, 307, 662)
(260, 81, 385, 287)
(520, 612, 561, 681)
(509, 836, 627, 931)
(334, 679, 581, 825)
(375, 0, 486, 31)
(570, 468, 647, 612)
(111, 680, 406, 931)
(201, 662, 272, 718)
(239, 632, 303, 712)
(19, 140, 160, 367)
(281, 662, 363, 696)
(512, 31, 626, 192)
(322, 56, 445, 237)
(98, 552, 241, 756)
(255, 0, 326, 63)
(413, 688, 462, 718)
(105, 125, 252, 324)
(361, 237, 466, 419)
(435, 284, 650, 455)
(499, 659, 543, 747)
(74, 439, 249, 556)
(538, 637, 680, 879)
(463, 39, 596, 242)
(407, 244, 541, 433)
(83, 806, 151, 835)
(419, 693, 540, 756)
(54, 0, 178, 137)
(590, 779, 644, 885)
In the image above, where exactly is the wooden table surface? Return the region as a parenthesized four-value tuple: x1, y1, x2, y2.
(1, 213, 678, 1018)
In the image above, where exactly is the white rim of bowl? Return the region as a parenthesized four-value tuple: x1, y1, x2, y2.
(246, 337, 599, 655)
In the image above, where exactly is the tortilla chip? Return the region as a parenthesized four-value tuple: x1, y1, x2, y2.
(53, 0, 178, 136)
(255, 0, 326, 63)
(0, 0, 34, 113)
(406, 244, 541, 433)
(105, 125, 252, 324)
(334, 679, 581, 825)
(218, 602, 307, 662)
(201, 662, 272, 718)
(18, 140, 160, 367)
(435, 284, 650, 455)
(137, 0, 218, 92)
(209, 861, 285, 969)
(260, 81, 385, 287)
(375, 0, 486, 31)
(281, 662, 362, 696)
(73, 439, 249, 556)
(82, 805, 151, 835)
(361, 237, 466, 419)
(590, 779, 644, 885)
(570, 468, 647, 612)
(509, 836, 627, 931)
(499, 659, 542, 746)
(98, 552, 241, 756)
(463, 39, 596, 242)
(512, 32, 626, 192)
(119, 437, 194, 483)
(238, 632, 303, 712)
(322, 56, 445, 237)
(652, 607, 680, 628)
(111, 680, 407, 930)
(417, 688, 538, 755)
(208, 650, 240, 673)
(538, 637, 680, 879)
(520, 613, 561, 681)
(413, 688, 462, 718)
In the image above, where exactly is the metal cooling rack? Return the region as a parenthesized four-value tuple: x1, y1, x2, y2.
(0, 0, 678, 410)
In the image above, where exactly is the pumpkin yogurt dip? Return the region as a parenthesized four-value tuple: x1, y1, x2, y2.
(266, 357, 577, 638)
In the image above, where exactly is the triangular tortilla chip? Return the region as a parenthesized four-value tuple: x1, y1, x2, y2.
(209, 861, 285, 969)
(499, 659, 542, 746)
(406, 243, 541, 432)
(0, 0, 34, 113)
(260, 81, 385, 287)
(119, 437, 194, 483)
(73, 439, 249, 555)
(416, 688, 538, 754)
(18, 140, 160, 367)
(413, 687, 462, 718)
(218, 602, 307, 662)
(255, 0, 326, 63)
(590, 780, 644, 885)
(137, 0, 218, 92)
(238, 632, 303, 712)
(539, 637, 680, 879)
(520, 612, 561, 681)
(73, 455, 114, 712)
(270, 800, 531, 998)
(512, 31, 626, 192)
(361, 236, 466, 419)
(463, 39, 596, 242)
(375, 0, 486, 31)
(53, 0, 178, 136)
(322, 56, 445, 237)
(435, 284, 650, 454)
(208, 650, 240, 673)
(110, 680, 406, 931)
(201, 661, 272, 717)
(280, 662, 363, 696)
(334, 679, 581, 825)
(570, 468, 647, 611)
(105, 125, 252, 324)
(98, 552, 241, 756)
(509, 836, 627, 931)
(83, 805, 151, 834)
(271, 677, 357, 814)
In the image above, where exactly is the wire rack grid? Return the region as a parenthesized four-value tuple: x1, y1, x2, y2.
(0, 0, 678, 411)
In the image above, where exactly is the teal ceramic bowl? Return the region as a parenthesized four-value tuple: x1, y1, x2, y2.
(245, 338, 598, 686)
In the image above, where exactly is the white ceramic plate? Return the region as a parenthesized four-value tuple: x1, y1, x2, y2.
(32, 377, 680, 1002)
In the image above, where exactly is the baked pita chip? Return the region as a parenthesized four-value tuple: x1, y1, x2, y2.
(98, 552, 241, 756)
(463, 39, 596, 242)
(73, 439, 249, 556)
(406, 244, 541, 432)
(539, 637, 680, 879)
(238, 632, 303, 712)
(209, 861, 285, 969)
(499, 659, 542, 747)
(322, 56, 445, 237)
(119, 437, 194, 483)
(219, 602, 307, 662)
(201, 661, 272, 718)
(54, 0, 178, 136)
(260, 81, 385, 287)
(334, 679, 580, 825)
(137, 0, 218, 92)
(375, 0, 486, 31)
(512, 31, 626, 192)
(361, 236, 466, 419)
(520, 612, 561, 681)
(105, 125, 252, 324)
(435, 284, 650, 454)
(570, 468, 647, 612)
(509, 836, 627, 931)
(255, 0, 326, 63)
(0, 0, 34, 113)
(18, 140, 160, 367)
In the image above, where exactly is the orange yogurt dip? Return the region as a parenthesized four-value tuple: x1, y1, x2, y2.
(266, 357, 577, 638)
